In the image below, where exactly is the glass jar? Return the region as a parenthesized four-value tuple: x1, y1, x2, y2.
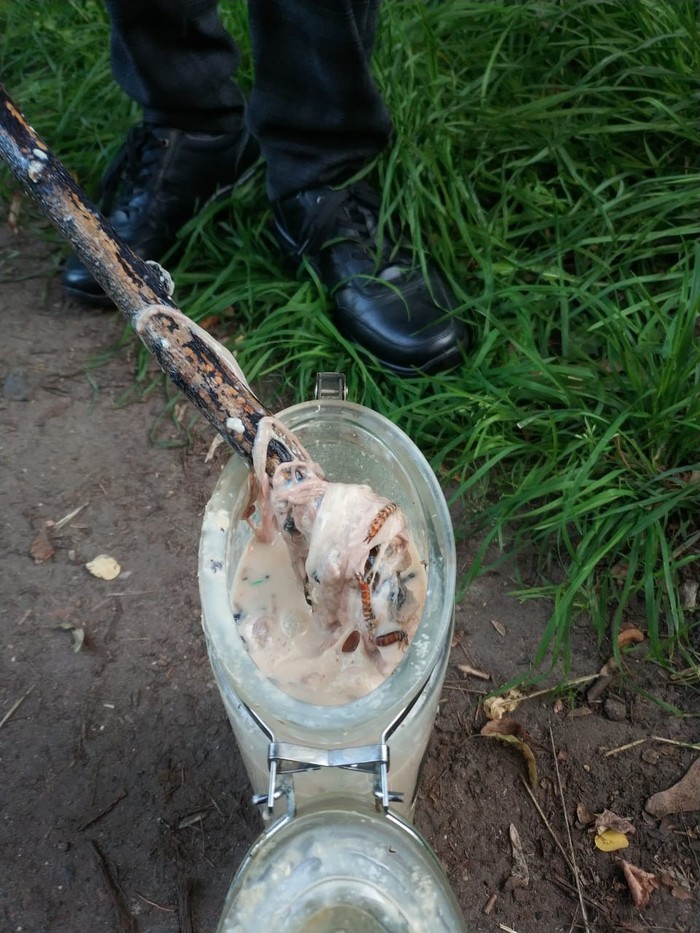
(217, 798, 467, 932)
(198, 397, 464, 930)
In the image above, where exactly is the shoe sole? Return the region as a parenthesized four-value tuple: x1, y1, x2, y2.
(63, 283, 119, 309)
(334, 316, 465, 377)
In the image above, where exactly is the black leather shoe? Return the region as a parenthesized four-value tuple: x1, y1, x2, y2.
(273, 182, 470, 375)
(62, 124, 259, 304)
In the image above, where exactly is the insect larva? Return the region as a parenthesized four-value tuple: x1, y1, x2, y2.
(354, 570, 376, 634)
(375, 630, 408, 648)
(363, 501, 398, 544)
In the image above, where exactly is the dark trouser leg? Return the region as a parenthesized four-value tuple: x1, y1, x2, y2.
(64, 2, 258, 303)
(247, 0, 393, 201)
(105, 0, 246, 133)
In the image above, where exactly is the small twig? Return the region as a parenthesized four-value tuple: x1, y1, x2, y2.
(652, 735, 700, 752)
(0, 683, 35, 730)
(52, 502, 89, 531)
(209, 795, 223, 817)
(495, 673, 600, 709)
(603, 738, 647, 757)
(178, 809, 210, 830)
(550, 725, 590, 933)
(91, 840, 138, 933)
(522, 674, 599, 702)
(520, 776, 577, 879)
(79, 790, 128, 831)
(498, 925, 522, 933)
(457, 663, 491, 680)
(552, 875, 608, 914)
(176, 871, 195, 933)
(135, 892, 176, 913)
(568, 903, 580, 933)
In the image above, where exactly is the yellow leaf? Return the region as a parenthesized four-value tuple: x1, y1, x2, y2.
(476, 732, 538, 790)
(85, 554, 121, 581)
(595, 829, 629, 851)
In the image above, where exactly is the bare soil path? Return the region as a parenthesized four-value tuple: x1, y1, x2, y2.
(1, 227, 697, 932)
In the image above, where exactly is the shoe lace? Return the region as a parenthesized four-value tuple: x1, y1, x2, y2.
(99, 125, 168, 215)
(305, 182, 406, 277)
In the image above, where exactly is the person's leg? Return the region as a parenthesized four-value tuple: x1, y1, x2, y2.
(63, 0, 258, 303)
(248, 0, 470, 375)
(247, 0, 391, 202)
(108, 0, 246, 134)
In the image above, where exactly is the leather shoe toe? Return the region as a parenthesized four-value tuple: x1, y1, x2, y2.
(274, 183, 470, 375)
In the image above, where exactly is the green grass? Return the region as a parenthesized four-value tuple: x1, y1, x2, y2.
(2, 0, 700, 679)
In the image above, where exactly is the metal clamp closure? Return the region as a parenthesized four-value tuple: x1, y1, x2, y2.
(314, 371, 347, 400)
(270, 741, 388, 774)
(246, 671, 432, 817)
(253, 738, 403, 816)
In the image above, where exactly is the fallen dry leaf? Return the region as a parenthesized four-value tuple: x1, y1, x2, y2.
(657, 866, 693, 901)
(594, 809, 636, 836)
(641, 747, 661, 765)
(507, 823, 529, 889)
(576, 801, 595, 826)
(29, 525, 55, 563)
(56, 621, 85, 653)
(669, 884, 693, 901)
(85, 554, 121, 581)
(618, 859, 659, 910)
(483, 689, 524, 720)
(645, 757, 700, 817)
(480, 718, 526, 740)
(475, 732, 538, 789)
(618, 627, 645, 648)
(595, 829, 629, 852)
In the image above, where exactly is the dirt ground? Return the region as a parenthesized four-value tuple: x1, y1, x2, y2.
(1, 226, 698, 933)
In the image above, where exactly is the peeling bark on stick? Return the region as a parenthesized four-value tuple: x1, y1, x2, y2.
(0, 84, 296, 473)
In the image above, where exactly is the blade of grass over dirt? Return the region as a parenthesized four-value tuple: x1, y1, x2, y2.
(2, 0, 699, 679)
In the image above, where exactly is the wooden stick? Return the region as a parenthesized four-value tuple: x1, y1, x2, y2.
(0, 84, 303, 474)
(91, 840, 139, 933)
(603, 738, 646, 757)
(0, 684, 35, 730)
(549, 726, 590, 933)
(78, 790, 128, 831)
(520, 776, 577, 879)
